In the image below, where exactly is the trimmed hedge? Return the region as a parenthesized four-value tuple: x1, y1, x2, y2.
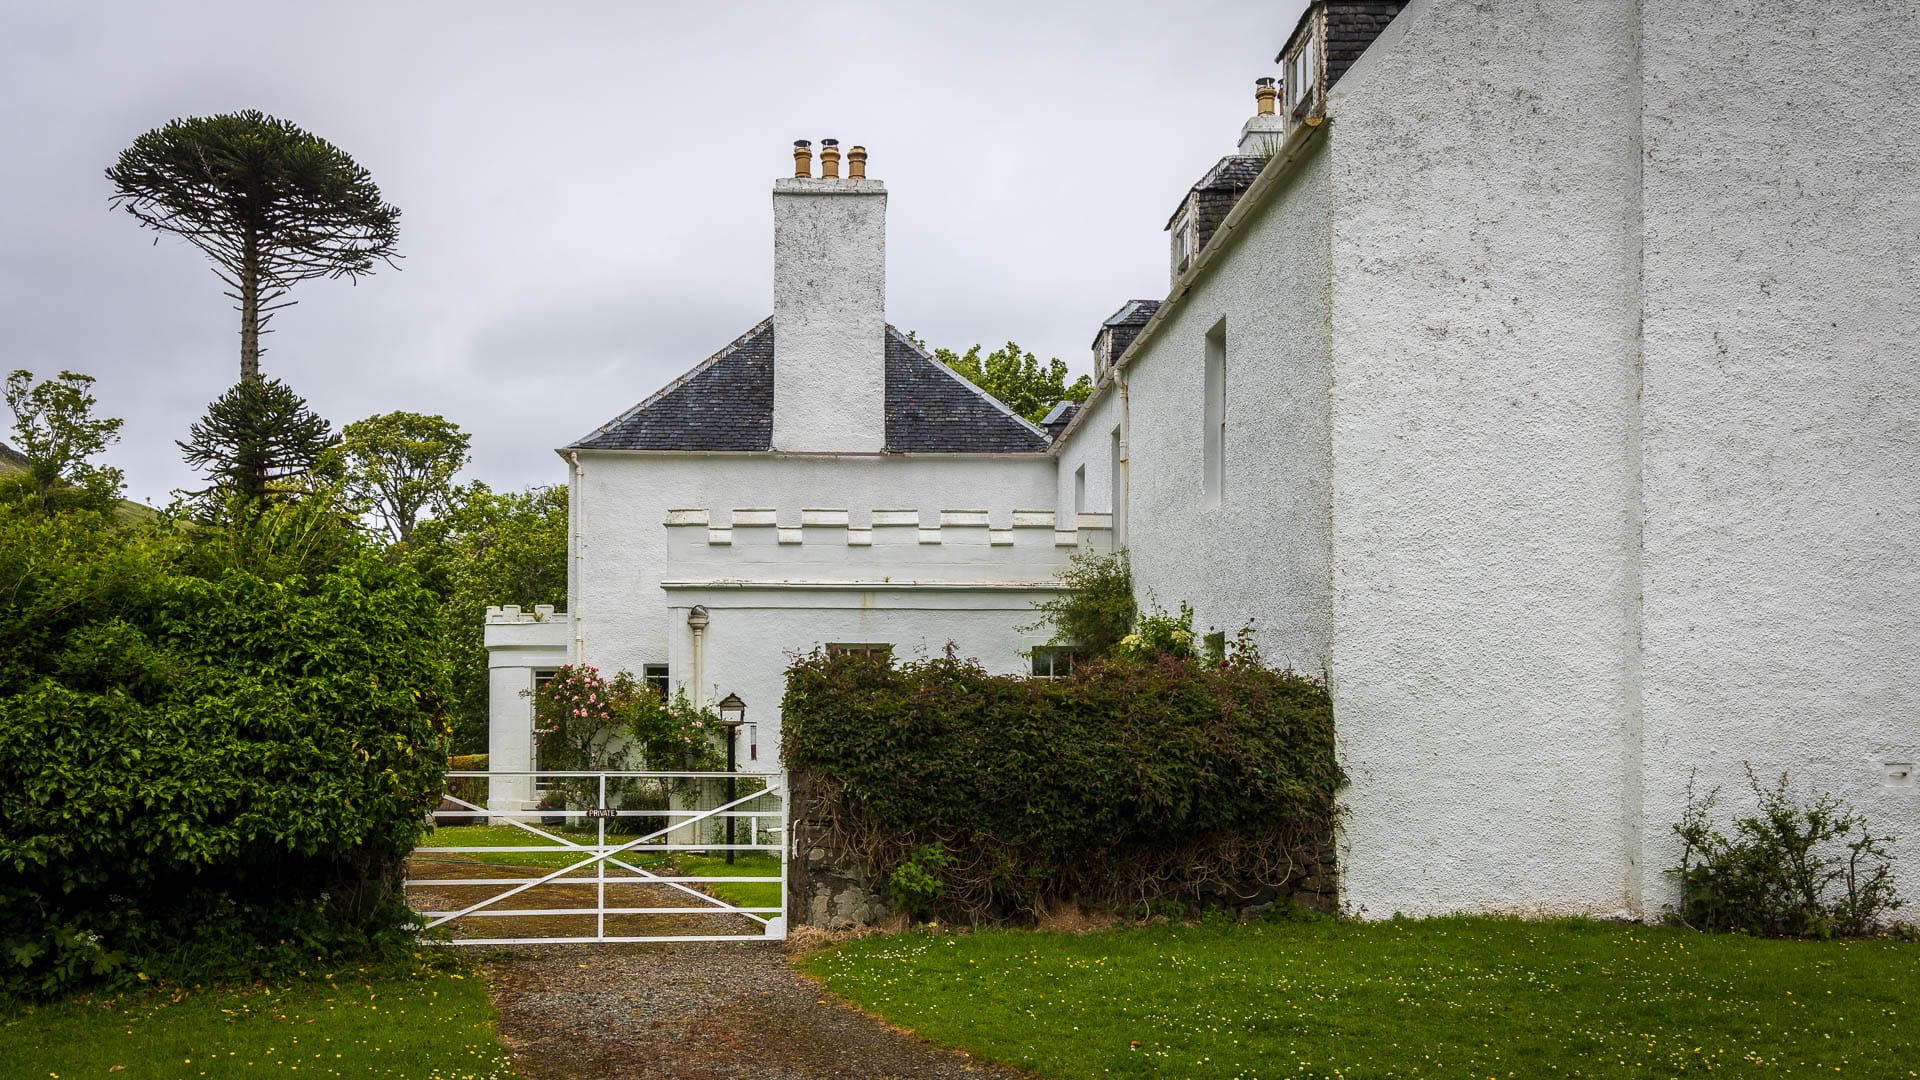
(781, 649, 1341, 921)
(0, 507, 449, 999)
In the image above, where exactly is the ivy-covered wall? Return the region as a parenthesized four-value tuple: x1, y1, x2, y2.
(781, 649, 1341, 925)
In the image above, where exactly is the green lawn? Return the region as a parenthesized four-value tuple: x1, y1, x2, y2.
(802, 916, 1920, 1078)
(415, 825, 778, 911)
(1, 964, 516, 1080)
(674, 852, 783, 910)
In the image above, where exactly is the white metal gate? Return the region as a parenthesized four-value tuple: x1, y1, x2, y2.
(408, 770, 786, 945)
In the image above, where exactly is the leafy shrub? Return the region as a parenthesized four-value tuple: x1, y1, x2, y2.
(1670, 766, 1904, 938)
(1024, 549, 1136, 657)
(889, 842, 954, 921)
(1115, 601, 1197, 661)
(529, 666, 725, 812)
(782, 646, 1341, 921)
(0, 504, 449, 999)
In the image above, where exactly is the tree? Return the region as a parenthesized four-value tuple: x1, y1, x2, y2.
(107, 110, 401, 381)
(404, 483, 568, 752)
(3, 370, 123, 511)
(335, 411, 472, 545)
(177, 376, 336, 513)
(933, 341, 1093, 423)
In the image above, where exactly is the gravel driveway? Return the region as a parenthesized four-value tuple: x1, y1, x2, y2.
(479, 941, 1030, 1080)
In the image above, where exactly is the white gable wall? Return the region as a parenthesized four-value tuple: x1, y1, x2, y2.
(1325, 0, 1645, 917)
(568, 449, 1056, 695)
(1634, 0, 1920, 909)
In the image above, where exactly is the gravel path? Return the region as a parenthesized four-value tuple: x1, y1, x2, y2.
(479, 941, 1031, 1080)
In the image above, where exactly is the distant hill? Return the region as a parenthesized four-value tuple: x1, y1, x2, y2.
(0, 440, 158, 523)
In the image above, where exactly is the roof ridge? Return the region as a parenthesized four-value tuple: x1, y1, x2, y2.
(567, 317, 772, 448)
(885, 326, 1052, 444)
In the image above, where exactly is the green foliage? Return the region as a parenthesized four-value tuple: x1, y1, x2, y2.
(889, 842, 954, 922)
(403, 483, 567, 753)
(3, 369, 124, 512)
(177, 377, 337, 513)
(1670, 765, 1904, 939)
(334, 411, 472, 544)
(0, 501, 450, 1000)
(530, 664, 724, 775)
(169, 481, 368, 583)
(530, 664, 635, 773)
(782, 647, 1340, 921)
(806, 917, 1920, 1079)
(1025, 549, 1137, 658)
(932, 340, 1093, 423)
(1115, 600, 1196, 661)
(107, 110, 401, 381)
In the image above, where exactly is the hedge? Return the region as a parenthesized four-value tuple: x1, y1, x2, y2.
(781, 649, 1342, 921)
(0, 506, 449, 999)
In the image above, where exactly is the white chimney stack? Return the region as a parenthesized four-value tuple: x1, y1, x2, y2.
(771, 140, 888, 453)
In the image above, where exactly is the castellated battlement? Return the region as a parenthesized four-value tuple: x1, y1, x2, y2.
(663, 508, 1113, 586)
(484, 603, 558, 624)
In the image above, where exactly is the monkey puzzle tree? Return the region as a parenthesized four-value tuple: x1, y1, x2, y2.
(107, 110, 401, 381)
(178, 376, 336, 514)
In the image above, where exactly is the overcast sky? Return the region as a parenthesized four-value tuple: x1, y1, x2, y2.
(1, 0, 1305, 506)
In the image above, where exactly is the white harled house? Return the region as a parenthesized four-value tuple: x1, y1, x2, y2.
(490, 0, 1919, 921)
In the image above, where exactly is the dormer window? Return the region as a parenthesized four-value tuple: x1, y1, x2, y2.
(1172, 209, 1194, 275)
(1286, 25, 1318, 118)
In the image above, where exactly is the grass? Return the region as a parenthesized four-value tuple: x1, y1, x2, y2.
(1, 962, 516, 1079)
(802, 915, 1920, 1078)
(413, 826, 779, 908)
(673, 852, 783, 910)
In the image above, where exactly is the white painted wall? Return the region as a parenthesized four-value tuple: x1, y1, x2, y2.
(772, 178, 888, 453)
(483, 607, 570, 809)
(1107, 134, 1337, 678)
(568, 449, 1057, 711)
(1633, 0, 1920, 909)
(1325, 0, 1645, 917)
(1053, 384, 1121, 531)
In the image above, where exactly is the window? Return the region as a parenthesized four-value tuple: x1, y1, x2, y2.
(531, 668, 559, 784)
(827, 642, 892, 660)
(1031, 647, 1080, 679)
(643, 663, 670, 697)
(1290, 32, 1317, 116)
(1203, 631, 1228, 664)
(1203, 319, 1226, 507)
(1172, 209, 1193, 274)
(1073, 464, 1087, 515)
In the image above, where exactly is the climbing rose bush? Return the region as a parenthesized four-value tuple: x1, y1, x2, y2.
(531, 664, 724, 774)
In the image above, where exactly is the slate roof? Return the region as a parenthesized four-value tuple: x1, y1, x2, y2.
(568, 321, 1050, 454)
(1278, 1, 1410, 89)
(1165, 156, 1267, 230)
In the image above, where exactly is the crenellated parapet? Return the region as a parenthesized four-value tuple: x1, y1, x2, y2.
(662, 508, 1113, 587)
(485, 603, 559, 624)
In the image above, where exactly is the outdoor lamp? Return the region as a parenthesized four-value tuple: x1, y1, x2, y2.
(716, 693, 746, 863)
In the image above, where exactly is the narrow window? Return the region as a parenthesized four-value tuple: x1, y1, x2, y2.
(1031, 647, 1080, 679)
(643, 663, 670, 697)
(531, 667, 559, 785)
(1073, 464, 1087, 515)
(1203, 319, 1227, 507)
